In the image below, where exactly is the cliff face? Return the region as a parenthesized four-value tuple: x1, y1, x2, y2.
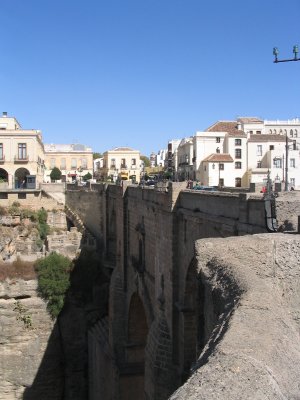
(0, 278, 64, 400)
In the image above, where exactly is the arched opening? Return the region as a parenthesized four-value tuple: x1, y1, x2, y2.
(14, 168, 30, 189)
(120, 293, 148, 400)
(182, 260, 198, 381)
(0, 168, 8, 183)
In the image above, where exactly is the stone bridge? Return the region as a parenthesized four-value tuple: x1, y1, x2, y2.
(66, 183, 300, 400)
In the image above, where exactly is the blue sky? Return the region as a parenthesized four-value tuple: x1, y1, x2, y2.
(1, 0, 299, 156)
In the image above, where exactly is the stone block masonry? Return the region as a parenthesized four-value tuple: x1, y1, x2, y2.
(64, 183, 299, 399)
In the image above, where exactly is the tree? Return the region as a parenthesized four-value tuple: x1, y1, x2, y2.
(140, 155, 150, 167)
(93, 152, 103, 160)
(35, 252, 72, 318)
(83, 172, 92, 181)
(50, 167, 62, 181)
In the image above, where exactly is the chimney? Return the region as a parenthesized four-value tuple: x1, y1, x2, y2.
(2, 112, 7, 117)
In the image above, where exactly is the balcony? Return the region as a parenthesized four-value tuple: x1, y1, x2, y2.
(120, 164, 128, 170)
(110, 165, 116, 170)
(14, 155, 29, 163)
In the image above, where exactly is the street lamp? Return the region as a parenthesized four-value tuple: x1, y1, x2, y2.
(273, 45, 300, 63)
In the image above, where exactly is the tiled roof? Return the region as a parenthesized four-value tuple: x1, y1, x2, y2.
(202, 153, 234, 162)
(44, 143, 92, 152)
(237, 117, 263, 124)
(248, 134, 293, 142)
(205, 121, 245, 136)
(112, 147, 136, 151)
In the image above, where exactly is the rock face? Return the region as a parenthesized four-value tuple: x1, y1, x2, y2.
(170, 233, 300, 400)
(0, 279, 64, 400)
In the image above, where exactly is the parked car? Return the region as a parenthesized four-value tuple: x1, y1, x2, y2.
(193, 185, 217, 191)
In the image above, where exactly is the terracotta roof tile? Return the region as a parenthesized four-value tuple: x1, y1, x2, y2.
(205, 121, 245, 136)
(237, 117, 263, 124)
(202, 153, 234, 162)
(248, 134, 293, 142)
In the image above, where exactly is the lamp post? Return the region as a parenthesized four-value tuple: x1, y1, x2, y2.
(273, 45, 299, 63)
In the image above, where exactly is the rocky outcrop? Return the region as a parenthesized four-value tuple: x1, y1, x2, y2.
(170, 233, 300, 400)
(0, 279, 64, 400)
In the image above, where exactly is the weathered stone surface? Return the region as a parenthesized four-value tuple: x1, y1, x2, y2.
(0, 279, 64, 400)
(170, 233, 300, 399)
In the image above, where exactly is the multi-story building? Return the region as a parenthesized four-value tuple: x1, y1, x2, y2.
(246, 135, 299, 189)
(167, 139, 181, 177)
(0, 112, 45, 189)
(192, 121, 247, 186)
(44, 143, 93, 183)
(176, 137, 194, 180)
(99, 147, 141, 182)
(156, 149, 167, 168)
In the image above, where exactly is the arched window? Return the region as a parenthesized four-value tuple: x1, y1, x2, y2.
(269, 129, 273, 134)
(273, 129, 276, 134)
(290, 129, 294, 137)
(216, 147, 220, 153)
(294, 130, 298, 138)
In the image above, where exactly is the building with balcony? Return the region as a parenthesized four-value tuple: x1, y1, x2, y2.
(0, 112, 45, 189)
(44, 143, 93, 183)
(99, 147, 141, 182)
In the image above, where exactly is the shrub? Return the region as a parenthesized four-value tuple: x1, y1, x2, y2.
(35, 252, 72, 318)
(83, 172, 92, 181)
(37, 208, 50, 240)
(50, 167, 62, 181)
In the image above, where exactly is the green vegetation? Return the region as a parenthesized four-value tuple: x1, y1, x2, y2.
(13, 301, 33, 329)
(35, 253, 73, 318)
(36, 208, 50, 240)
(50, 167, 62, 181)
(140, 155, 150, 167)
(83, 172, 92, 181)
(93, 152, 103, 159)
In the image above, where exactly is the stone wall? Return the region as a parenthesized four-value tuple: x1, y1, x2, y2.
(170, 234, 300, 399)
(0, 279, 63, 400)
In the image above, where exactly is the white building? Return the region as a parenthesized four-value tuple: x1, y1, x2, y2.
(177, 137, 194, 180)
(247, 134, 299, 189)
(156, 149, 167, 167)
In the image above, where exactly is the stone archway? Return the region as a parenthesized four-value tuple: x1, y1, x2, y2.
(0, 168, 8, 182)
(182, 259, 198, 380)
(120, 292, 148, 400)
(14, 168, 30, 189)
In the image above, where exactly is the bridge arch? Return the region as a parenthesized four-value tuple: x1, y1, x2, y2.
(182, 259, 198, 380)
(119, 292, 149, 400)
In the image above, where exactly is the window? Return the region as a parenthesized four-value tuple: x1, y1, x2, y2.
(0, 143, 3, 160)
(235, 178, 242, 187)
(257, 161, 262, 168)
(293, 140, 297, 150)
(257, 145, 262, 156)
(256, 130, 261, 134)
(219, 178, 224, 186)
(219, 163, 224, 170)
(290, 178, 295, 187)
(132, 158, 136, 166)
(290, 158, 295, 168)
(269, 145, 274, 150)
(273, 158, 282, 168)
(50, 158, 56, 168)
(235, 149, 242, 159)
(295, 130, 298, 138)
(290, 130, 294, 137)
(18, 143, 27, 159)
(71, 158, 77, 168)
(216, 147, 220, 153)
(121, 158, 126, 168)
(235, 162, 242, 169)
(249, 130, 253, 135)
(60, 158, 66, 169)
(81, 158, 87, 168)
(216, 137, 220, 143)
(235, 139, 241, 146)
